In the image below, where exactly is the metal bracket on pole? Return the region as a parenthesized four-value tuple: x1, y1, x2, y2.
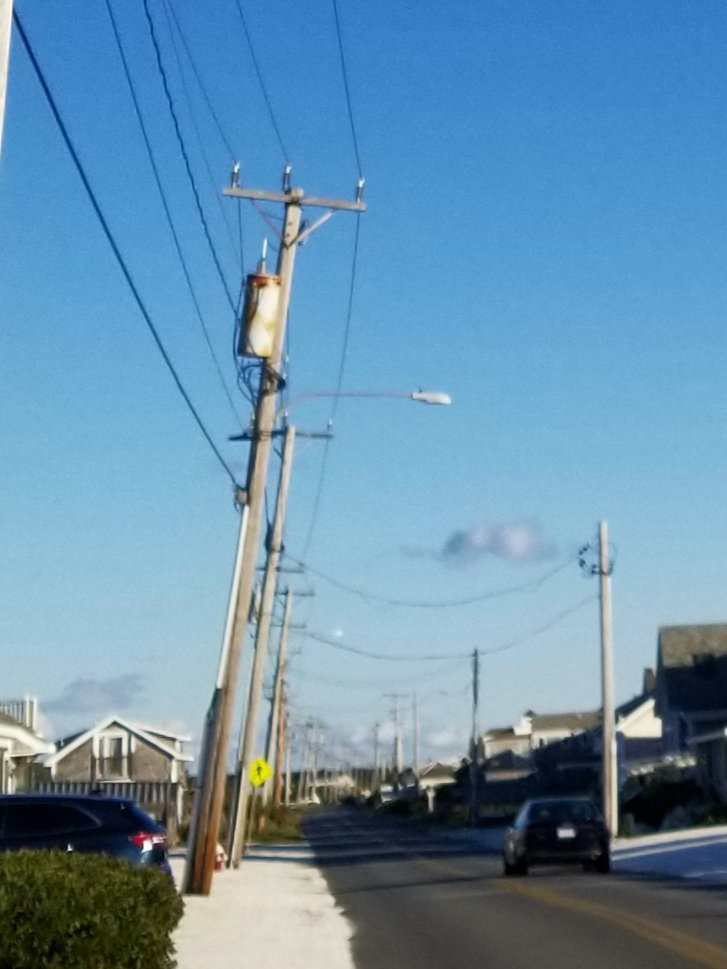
(223, 185, 365, 213)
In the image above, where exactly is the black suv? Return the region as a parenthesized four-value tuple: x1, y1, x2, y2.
(0, 794, 171, 874)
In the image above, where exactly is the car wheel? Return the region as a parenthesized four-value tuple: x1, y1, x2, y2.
(595, 851, 611, 874)
(503, 856, 517, 876)
(515, 855, 529, 876)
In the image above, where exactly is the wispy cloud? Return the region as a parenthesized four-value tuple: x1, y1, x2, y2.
(441, 521, 553, 565)
(403, 520, 554, 566)
(45, 675, 146, 715)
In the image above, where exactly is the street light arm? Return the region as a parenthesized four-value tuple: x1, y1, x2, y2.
(276, 389, 451, 422)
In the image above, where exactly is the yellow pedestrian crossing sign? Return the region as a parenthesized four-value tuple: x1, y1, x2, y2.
(250, 757, 272, 787)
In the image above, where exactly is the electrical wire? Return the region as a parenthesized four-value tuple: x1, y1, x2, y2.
(479, 594, 598, 657)
(142, 0, 237, 313)
(298, 215, 363, 558)
(230, 0, 289, 162)
(306, 593, 597, 664)
(103, 0, 243, 429)
(307, 631, 470, 662)
(288, 554, 577, 609)
(332, 0, 364, 178)
(160, 0, 240, 263)
(162, 0, 236, 160)
(290, 658, 467, 690)
(12, 9, 238, 489)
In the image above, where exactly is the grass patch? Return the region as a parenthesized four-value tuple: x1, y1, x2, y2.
(254, 805, 305, 842)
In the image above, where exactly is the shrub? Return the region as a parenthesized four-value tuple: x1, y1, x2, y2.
(255, 804, 304, 842)
(0, 851, 184, 969)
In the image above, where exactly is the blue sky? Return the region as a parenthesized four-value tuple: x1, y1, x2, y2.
(2, 0, 727, 765)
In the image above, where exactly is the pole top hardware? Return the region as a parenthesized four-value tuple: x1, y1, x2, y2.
(223, 184, 365, 212)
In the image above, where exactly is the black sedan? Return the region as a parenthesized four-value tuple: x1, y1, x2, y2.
(503, 796, 610, 875)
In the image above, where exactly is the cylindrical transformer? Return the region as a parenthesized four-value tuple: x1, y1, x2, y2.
(238, 272, 281, 358)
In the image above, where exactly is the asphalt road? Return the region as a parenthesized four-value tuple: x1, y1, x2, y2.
(304, 807, 727, 969)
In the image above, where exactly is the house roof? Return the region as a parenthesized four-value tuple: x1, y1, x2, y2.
(483, 728, 516, 741)
(45, 715, 193, 767)
(659, 624, 727, 667)
(658, 624, 727, 715)
(418, 761, 457, 779)
(530, 711, 600, 732)
(0, 713, 54, 756)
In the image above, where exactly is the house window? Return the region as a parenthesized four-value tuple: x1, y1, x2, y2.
(98, 734, 129, 779)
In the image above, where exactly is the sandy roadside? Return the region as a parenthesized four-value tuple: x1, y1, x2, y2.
(170, 847, 355, 969)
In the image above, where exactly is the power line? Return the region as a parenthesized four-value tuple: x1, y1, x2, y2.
(298, 215, 363, 558)
(231, 0, 289, 162)
(479, 594, 598, 657)
(307, 631, 470, 662)
(162, 0, 236, 160)
(290, 659, 467, 689)
(103, 0, 243, 428)
(12, 8, 238, 488)
(142, 0, 237, 313)
(332, 0, 364, 177)
(287, 554, 577, 609)
(159, 0, 240, 264)
(306, 593, 597, 664)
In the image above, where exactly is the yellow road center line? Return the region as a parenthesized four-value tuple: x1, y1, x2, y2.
(502, 880, 727, 969)
(378, 840, 727, 968)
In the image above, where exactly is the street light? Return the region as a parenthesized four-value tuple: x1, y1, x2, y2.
(277, 389, 452, 421)
(224, 386, 452, 865)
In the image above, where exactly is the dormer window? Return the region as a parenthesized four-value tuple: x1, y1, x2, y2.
(96, 733, 131, 779)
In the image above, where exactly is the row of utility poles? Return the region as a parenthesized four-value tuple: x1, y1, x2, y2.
(182, 176, 365, 895)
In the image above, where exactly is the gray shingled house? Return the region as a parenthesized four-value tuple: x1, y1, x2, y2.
(38, 715, 192, 835)
(654, 623, 727, 798)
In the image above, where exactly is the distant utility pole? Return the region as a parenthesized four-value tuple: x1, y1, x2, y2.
(598, 521, 617, 838)
(469, 649, 480, 828)
(384, 694, 404, 778)
(0, 0, 13, 161)
(262, 589, 293, 808)
(227, 425, 296, 865)
(412, 693, 420, 775)
(283, 716, 291, 807)
(373, 722, 380, 785)
(184, 173, 364, 896)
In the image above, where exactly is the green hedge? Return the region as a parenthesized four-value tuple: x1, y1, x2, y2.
(0, 851, 184, 969)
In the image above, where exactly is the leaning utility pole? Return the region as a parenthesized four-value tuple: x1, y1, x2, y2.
(598, 521, 617, 837)
(261, 589, 293, 807)
(0, 0, 13, 161)
(227, 425, 296, 865)
(184, 174, 364, 894)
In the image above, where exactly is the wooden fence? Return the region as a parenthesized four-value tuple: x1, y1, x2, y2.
(28, 780, 185, 844)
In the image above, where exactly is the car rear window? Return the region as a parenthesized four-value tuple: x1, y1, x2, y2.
(530, 800, 599, 823)
(92, 800, 163, 833)
(3, 802, 99, 837)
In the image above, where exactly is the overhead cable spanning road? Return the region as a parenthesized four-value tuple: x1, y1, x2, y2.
(305, 808, 727, 969)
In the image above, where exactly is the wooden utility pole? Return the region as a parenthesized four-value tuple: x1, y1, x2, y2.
(274, 680, 286, 808)
(468, 649, 480, 828)
(261, 589, 293, 807)
(0, 0, 13, 161)
(598, 521, 617, 837)
(227, 425, 296, 865)
(373, 722, 380, 786)
(183, 177, 363, 895)
(412, 693, 420, 775)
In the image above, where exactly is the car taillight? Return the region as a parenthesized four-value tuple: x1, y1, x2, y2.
(129, 832, 166, 852)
